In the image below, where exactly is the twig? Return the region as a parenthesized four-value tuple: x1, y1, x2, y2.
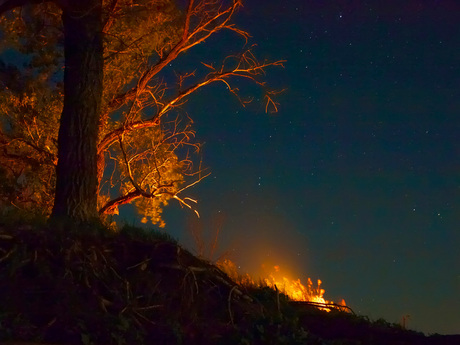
(228, 285, 237, 325)
(127, 258, 151, 270)
(275, 284, 281, 316)
(0, 248, 15, 263)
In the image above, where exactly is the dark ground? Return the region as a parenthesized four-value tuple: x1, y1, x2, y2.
(0, 222, 458, 345)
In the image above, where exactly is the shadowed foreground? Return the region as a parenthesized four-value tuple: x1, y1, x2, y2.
(0, 222, 458, 345)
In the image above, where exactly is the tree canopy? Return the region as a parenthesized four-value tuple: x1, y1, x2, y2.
(0, 0, 283, 225)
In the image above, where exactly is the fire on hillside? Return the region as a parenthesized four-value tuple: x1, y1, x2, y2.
(218, 259, 350, 312)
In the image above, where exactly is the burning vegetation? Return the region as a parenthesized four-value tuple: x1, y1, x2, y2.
(1, 223, 455, 344)
(217, 259, 350, 313)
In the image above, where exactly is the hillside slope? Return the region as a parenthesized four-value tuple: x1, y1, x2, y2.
(0, 223, 458, 345)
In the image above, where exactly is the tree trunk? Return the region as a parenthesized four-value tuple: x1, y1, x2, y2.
(51, 0, 103, 222)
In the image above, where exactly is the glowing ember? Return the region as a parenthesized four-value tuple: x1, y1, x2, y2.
(218, 260, 347, 312)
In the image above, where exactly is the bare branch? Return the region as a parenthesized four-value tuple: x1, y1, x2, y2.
(98, 51, 285, 154)
(172, 171, 211, 218)
(98, 189, 141, 215)
(103, 0, 246, 116)
(102, 0, 118, 32)
(99, 131, 209, 216)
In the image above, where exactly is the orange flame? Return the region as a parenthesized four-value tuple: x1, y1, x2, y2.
(218, 260, 347, 312)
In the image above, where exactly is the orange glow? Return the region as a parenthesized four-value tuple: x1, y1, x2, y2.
(264, 266, 339, 311)
(218, 260, 348, 312)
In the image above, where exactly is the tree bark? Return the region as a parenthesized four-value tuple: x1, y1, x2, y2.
(51, 0, 103, 222)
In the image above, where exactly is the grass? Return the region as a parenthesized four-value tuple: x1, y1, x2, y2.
(0, 220, 457, 345)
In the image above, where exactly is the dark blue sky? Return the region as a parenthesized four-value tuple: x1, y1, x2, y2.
(121, 0, 459, 335)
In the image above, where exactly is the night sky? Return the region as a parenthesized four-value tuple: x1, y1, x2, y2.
(119, 0, 460, 335)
